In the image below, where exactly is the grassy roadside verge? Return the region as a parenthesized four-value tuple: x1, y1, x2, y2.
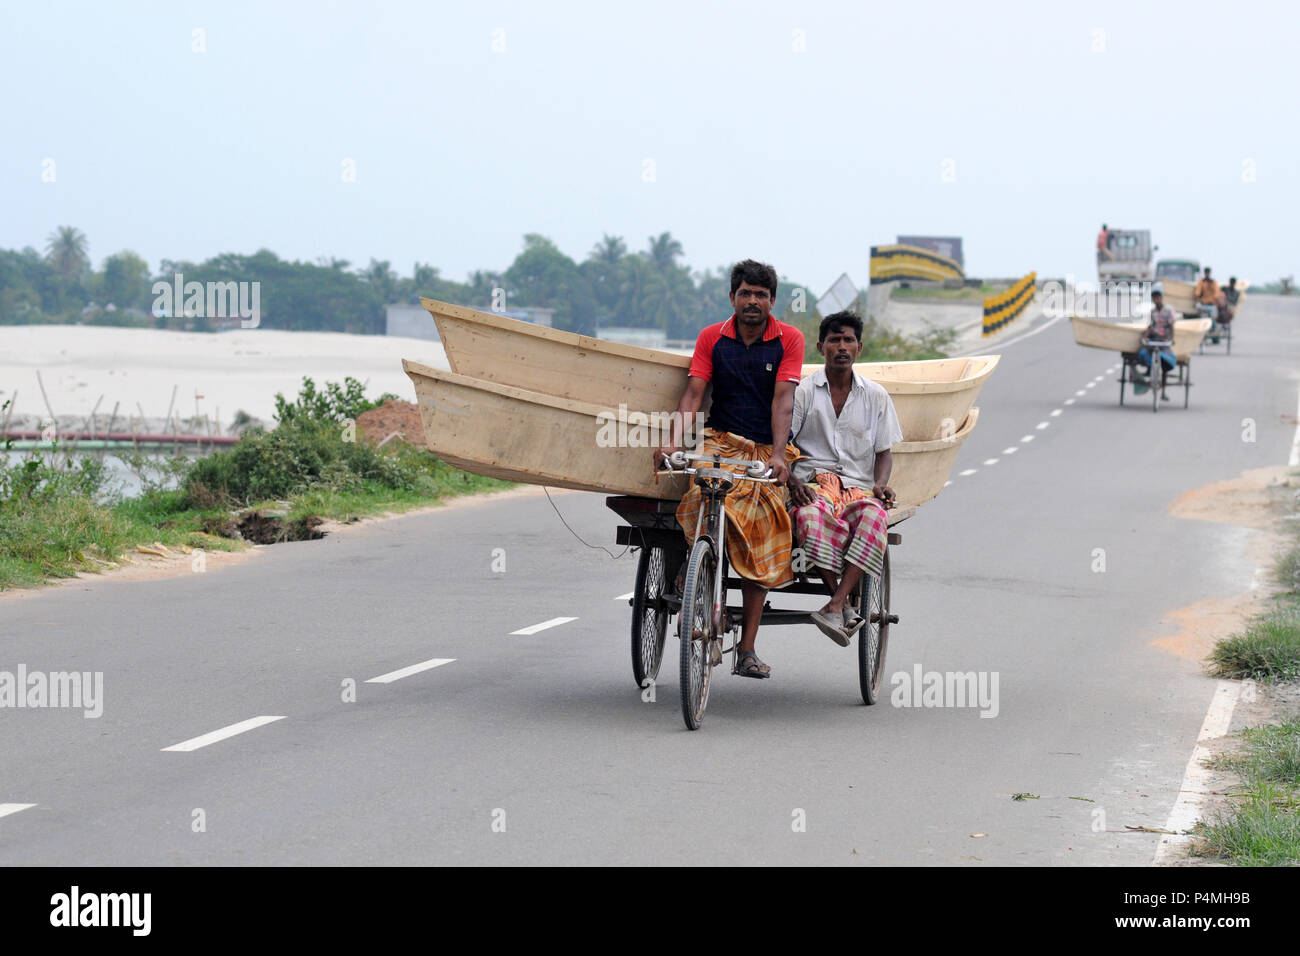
(0, 382, 510, 592)
(1192, 484, 1300, 865)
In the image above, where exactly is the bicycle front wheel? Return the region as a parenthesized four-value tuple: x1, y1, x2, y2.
(678, 538, 718, 731)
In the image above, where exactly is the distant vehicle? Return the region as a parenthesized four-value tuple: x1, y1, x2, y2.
(1155, 258, 1199, 283)
(1099, 229, 1154, 289)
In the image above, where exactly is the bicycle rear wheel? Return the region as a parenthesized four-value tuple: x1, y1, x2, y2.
(678, 538, 718, 730)
(858, 550, 892, 705)
(631, 543, 670, 688)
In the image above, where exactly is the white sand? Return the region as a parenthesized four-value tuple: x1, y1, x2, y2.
(0, 326, 450, 427)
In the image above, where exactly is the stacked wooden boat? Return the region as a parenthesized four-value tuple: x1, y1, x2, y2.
(405, 299, 997, 509)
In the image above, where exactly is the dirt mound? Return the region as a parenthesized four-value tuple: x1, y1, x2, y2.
(356, 399, 424, 447)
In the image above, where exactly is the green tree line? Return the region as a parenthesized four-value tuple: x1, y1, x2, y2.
(0, 227, 818, 339)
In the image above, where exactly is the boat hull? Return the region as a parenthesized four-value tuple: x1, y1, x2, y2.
(423, 298, 997, 442)
(404, 360, 978, 508)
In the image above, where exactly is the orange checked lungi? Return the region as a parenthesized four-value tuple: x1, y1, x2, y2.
(674, 428, 802, 590)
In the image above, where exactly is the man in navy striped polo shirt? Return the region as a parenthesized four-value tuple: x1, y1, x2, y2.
(654, 260, 805, 679)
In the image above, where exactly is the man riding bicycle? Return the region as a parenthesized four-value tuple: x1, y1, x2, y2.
(654, 259, 805, 680)
(1135, 288, 1177, 400)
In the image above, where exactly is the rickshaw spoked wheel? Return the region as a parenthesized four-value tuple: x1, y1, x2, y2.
(679, 538, 718, 731)
(858, 549, 892, 705)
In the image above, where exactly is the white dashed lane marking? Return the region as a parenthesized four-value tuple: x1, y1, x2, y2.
(511, 617, 578, 636)
(162, 716, 287, 753)
(367, 658, 455, 684)
(959, 469, 978, 477)
(0, 804, 36, 820)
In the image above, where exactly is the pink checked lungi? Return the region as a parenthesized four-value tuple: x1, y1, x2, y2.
(790, 472, 888, 579)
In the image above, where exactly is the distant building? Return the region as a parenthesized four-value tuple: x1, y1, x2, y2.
(896, 235, 964, 268)
(384, 303, 556, 339)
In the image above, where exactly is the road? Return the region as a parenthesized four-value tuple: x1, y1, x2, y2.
(1, 296, 1297, 865)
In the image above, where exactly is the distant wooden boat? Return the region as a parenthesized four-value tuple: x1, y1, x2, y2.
(1072, 314, 1210, 361)
(1159, 278, 1198, 315)
(423, 297, 997, 442)
(807, 356, 999, 442)
(1070, 315, 1145, 352)
(1173, 318, 1212, 361)
(403, 360, 978, 508)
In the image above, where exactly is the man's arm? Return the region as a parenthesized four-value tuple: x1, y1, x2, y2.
(654, 377, 708, 470)
(872, 450, 895, 505)
(766, 380, 796, 484)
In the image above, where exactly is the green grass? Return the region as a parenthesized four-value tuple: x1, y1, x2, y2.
(1208, 608, 1300, 682)
(1192, 785, 1300, 866)
(794, 314, 957, 364)
(890, 284, 1007, 302)
(0, 378, 514, 592)
(1196, 496, 1300, 866)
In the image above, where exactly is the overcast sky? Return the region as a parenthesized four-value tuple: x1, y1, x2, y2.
(2, 0, 1296, 295)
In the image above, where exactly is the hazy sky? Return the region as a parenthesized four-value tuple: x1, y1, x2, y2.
(2, 0, 1296, 296)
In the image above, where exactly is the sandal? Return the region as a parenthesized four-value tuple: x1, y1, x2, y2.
(811, 609, 852, 647)
(842, 608, 866, 636)
(736, 650, 771, 679)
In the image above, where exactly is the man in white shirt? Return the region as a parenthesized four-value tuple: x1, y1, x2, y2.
(789, 311, 904, 646)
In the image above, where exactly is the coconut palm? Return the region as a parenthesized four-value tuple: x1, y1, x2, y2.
(45, 226, 89, 279)
(590, 234, 626, 264)
(647, 232, 683, 271)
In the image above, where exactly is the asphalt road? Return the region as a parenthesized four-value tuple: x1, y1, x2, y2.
(1, 297, 1297, 865)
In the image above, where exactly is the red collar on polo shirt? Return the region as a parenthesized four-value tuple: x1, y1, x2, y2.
(720, 314, 781, 341)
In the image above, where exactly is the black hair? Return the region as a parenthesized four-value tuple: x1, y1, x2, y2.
(819, 310, 864, 343)
(729, 259, 778, 298)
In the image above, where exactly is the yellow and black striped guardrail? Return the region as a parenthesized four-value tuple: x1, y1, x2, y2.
(983, 272, 1036, 337)
(869, 243, 965, 284)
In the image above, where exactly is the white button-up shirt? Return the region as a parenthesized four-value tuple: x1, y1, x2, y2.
(791, 368, 903, 490)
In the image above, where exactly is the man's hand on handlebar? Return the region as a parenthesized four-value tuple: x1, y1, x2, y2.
(653, 447, 677, 472)
(765, 455, 790, 486)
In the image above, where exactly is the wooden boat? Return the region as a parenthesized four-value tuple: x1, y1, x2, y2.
(1159, 278, 1198, 315)
(1070, 315, 1145, 352)
(402, 359, 689, 499)
(1173, 318, 1212, 361)
(403, 360, 979, 507)
(889, 407, 980, 509)
(424, 298, 697, 414)
(805, 356, 999, 442)
(423, 297, 997, 441)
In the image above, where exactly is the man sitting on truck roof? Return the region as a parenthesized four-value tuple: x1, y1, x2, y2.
(1096, 223, 1112, 262)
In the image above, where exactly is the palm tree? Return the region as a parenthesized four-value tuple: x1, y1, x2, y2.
(362, 259, 398, 304)
(45, 226, 89, 279)
(647, 232, 683, 271)
(590, 234, 626, 264)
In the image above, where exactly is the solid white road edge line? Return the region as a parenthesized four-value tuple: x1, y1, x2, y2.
(367, 658, 456, 684)
(1153, 680, 1241, 865)
(0, 804, 37, 820)
(162, 716, 287, 753)
(954, 310, 1065, 356)
(511, 616, 578, 636)
(1290, 386, 1300, 467)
